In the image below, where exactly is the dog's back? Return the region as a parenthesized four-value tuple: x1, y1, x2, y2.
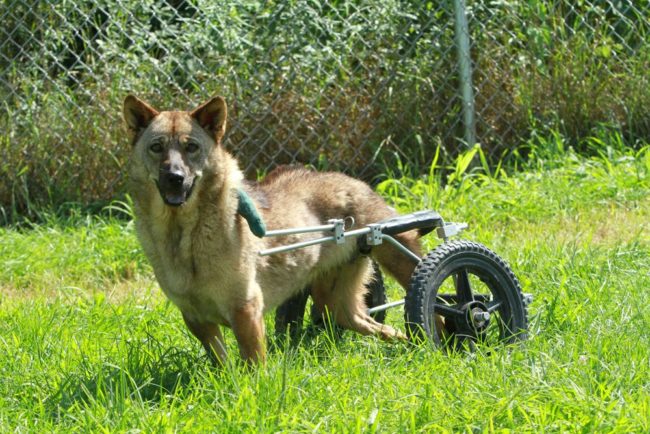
(256, 166, 394, 231)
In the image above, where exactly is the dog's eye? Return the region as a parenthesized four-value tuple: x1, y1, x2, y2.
(186, 142, 200, 153)
(149, 142, 163, 153)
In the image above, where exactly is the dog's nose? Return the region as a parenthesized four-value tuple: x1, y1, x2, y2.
(165, 171, 185, 187)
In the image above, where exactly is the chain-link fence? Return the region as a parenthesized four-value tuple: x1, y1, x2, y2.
(1, 1, 649, 218)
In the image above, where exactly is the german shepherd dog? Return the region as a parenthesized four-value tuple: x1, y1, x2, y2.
(123, 95, 423, 364)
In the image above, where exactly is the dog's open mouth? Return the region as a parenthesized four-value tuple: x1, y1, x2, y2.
(157, 179, 195, 207)
(162, 190, 186, 207)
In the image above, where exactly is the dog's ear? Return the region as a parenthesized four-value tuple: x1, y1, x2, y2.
(123, 95, 159, 140)
(191, 96, 227, 143)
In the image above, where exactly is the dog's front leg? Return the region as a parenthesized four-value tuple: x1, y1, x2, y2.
(231, 297, 266, 364)
(182, 313, 228, 366)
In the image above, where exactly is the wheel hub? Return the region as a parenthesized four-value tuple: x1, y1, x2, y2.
(461, 300, 491, 333)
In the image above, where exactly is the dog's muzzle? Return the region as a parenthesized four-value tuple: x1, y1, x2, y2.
(157, 170, 195, 207)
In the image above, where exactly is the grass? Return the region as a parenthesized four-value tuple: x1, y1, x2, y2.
(1, 141, 649, 432)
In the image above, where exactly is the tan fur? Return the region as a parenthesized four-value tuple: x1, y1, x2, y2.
(123, 95, 422, 364)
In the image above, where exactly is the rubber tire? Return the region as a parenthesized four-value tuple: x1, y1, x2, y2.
(405, 240, 528, 346)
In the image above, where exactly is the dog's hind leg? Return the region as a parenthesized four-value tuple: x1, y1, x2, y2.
(182, 313, 228, 366)
(231, 295, 266, 364)
(311, 257, 405, 340)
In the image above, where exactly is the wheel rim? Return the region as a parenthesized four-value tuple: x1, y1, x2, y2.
(425, 258, 523, 348)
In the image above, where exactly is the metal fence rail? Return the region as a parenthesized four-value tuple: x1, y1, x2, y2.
(1, 1, 649, 215)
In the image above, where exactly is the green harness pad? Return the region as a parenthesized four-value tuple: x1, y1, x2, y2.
(236, 188, 267, 238)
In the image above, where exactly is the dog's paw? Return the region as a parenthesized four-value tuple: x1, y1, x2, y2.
(379, 325, 407, 341)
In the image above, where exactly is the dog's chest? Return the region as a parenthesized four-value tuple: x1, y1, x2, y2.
(149, 220, 196, 292)
(139, 213, 243, 314)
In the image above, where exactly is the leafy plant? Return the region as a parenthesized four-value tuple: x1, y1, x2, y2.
(1, 0, 649, 220)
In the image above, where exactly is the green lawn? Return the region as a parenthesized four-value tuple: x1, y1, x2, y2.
(1, 144, 648, 432)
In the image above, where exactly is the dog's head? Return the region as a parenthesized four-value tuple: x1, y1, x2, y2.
(123, 95, 227, 207)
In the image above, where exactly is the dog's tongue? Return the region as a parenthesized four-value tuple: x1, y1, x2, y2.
(164, 192, 185, 207)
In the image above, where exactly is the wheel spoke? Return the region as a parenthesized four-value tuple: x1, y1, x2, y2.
(431, 302, 464, 320)
(455, 268, 474, 303)
(487, 299, 503, 313)
(436, 294, 457, 304)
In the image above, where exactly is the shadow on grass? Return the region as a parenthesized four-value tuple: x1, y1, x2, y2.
(269, 313, 348, 355)
(43, 342, 209, 419)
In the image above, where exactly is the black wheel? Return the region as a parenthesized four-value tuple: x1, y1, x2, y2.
(275, 261, 387, 340)
(405, 240, 528, 349)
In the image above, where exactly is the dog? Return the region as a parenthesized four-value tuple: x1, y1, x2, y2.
(122, 95, 423, 364)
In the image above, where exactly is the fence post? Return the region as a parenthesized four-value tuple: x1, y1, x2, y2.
(453, 0, 476, 148)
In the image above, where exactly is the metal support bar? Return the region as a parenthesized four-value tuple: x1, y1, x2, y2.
(344, 227, 372, 238)
(259, 235, 337, 256)
(259, 226, 373, 256)
(367, 299, 405, 315)
(453, 0, 476, 148)
(523, 293, 534, 306)
(381, 235, 421, 264)
(436, 222, 469, 240)
(261, 230, 422, 261)
(264, 223, 338, 237)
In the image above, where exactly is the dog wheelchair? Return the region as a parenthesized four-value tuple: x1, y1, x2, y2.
(258, 210, 532, 349)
